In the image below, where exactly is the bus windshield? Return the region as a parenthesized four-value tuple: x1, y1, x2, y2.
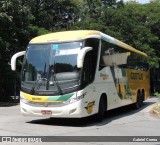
(21, 42, 82, 95)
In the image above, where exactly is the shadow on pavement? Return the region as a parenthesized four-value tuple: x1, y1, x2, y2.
(0, 102, 19, 107)
(27, 101, 155, 127)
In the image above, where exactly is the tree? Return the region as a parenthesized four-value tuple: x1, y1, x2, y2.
(26, 0, 80, 31)
(70, 0, 160, 68)
(0, 0, 49, 101)
(0, 0, 80, 101)
(119, 2, 160, 68)
(0, 0, 29, 100)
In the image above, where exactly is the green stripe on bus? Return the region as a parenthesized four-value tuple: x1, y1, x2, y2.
(46, 93, 75, 101)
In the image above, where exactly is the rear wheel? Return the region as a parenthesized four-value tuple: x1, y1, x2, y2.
(140, 91, 145, 106)
(95, 97, 105, 122)
(134, 92, 142, 109)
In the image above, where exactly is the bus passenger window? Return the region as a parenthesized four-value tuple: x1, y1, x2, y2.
(100, 40, 130, 69)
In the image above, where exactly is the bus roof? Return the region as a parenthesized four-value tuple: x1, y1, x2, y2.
(29, 30, 147, 56)
(30, 30, 100, 44)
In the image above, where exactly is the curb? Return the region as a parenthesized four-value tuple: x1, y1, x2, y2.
(152, 103, 160, 117)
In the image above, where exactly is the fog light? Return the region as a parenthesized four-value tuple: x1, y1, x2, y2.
(69, 108, 77, 114)
(22, 107, 27, 113)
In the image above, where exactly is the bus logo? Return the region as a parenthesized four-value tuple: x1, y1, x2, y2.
(100, 73, 109, 80)
(43, 103, 49, 107)
(85, 101, 95, 114)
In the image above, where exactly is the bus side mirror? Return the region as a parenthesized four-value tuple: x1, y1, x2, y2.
(11, 51, 26, 71)
(77, 47, 93, 68)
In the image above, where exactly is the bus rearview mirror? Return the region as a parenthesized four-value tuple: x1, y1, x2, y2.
(11, 51, 26, 71)
(77, 47, 93, 68)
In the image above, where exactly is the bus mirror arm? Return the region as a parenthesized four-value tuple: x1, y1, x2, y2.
(11, 51, 26, 71)
(77, 47, 93, 68)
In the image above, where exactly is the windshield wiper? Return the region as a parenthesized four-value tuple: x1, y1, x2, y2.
(30, 78, 47, 95)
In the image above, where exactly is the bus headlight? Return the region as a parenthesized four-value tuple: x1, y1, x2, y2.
(20, 96, 30, 104)
(64, 93, 86, 104)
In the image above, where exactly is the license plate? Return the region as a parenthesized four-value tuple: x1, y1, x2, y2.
(41, 110, 52, 115)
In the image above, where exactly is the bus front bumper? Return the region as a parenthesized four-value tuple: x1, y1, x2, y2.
(20, 100, 85, 118)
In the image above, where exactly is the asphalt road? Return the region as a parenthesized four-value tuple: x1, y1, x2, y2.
(0, 97, 160, 145)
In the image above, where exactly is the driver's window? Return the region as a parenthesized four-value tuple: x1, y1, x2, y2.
(81, 38, 99, 88)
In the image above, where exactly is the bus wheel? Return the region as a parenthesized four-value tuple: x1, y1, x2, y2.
(95, 97, 105, 122)
(134, 92, 141, 109)
(140, 91, 145, 106)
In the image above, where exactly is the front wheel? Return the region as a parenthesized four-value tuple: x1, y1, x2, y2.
(95, 97, 105, 122)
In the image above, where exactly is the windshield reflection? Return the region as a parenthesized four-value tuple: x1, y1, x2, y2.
(22, 42, 82, 95)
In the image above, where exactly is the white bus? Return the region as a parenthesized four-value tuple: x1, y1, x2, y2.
(11, 30, 150, 121)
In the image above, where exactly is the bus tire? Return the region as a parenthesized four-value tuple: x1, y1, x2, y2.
(141, 90, 145, 106)
(95, 97, 105, 122)
(134, 92, 142, 109)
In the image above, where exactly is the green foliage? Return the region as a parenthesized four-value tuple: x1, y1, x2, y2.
(70, 0, 160, 69)
(26, 0, 80, 32)
(154, 92, 160, 97)
(28, 24, 50, 38)
(0, 0, 80, 100)
(0, 0, 49, 100)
